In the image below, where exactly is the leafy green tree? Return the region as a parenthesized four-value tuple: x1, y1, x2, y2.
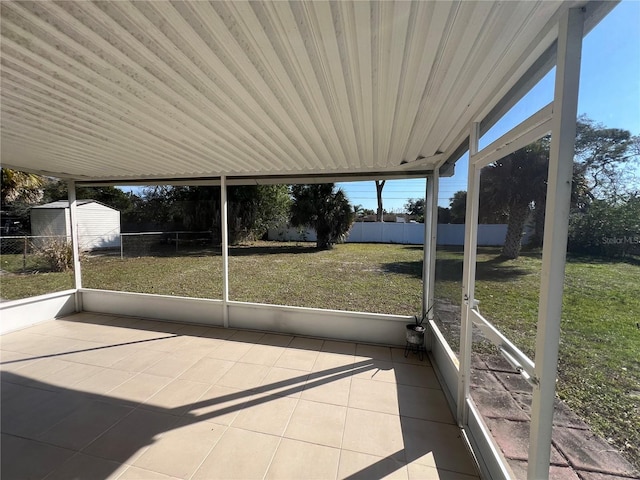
(568, 194, 640, 257)
(438, 207, 452, 224)
(448, 191, 467, 224)
(574, 116, 637, 198)
(404, 198, 425, 222)
(154, 185, 290, 243)
(290, 184, 354, 249)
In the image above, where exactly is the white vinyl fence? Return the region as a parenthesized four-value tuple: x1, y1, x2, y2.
(269, 223, 531, 246)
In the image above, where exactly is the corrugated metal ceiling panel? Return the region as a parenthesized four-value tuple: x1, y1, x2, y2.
(0, 1, 607, 182)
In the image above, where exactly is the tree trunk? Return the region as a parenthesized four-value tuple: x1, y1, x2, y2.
(530, 199, 546, 248)
(501, 204, 530, 259)
(375, 180, 385, 222)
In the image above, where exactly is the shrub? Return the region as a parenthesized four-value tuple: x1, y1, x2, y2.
(34, 236, 76, 272)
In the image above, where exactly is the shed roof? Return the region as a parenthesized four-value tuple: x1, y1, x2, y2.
(0, 1, 615, 184)
(31, 200, 116, 210)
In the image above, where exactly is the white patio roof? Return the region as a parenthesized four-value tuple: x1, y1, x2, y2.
(0, 1, 613, 184)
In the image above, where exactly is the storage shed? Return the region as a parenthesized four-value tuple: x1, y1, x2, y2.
(31, 200, 121, 250)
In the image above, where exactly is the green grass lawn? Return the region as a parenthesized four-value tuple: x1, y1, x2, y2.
(1, 242, 638, 465)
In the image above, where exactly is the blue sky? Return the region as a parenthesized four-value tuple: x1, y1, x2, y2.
(339, 0, 640, 210)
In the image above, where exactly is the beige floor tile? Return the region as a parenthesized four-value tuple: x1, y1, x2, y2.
(274, 347, 320, 371)
(312, 351, 355, 372)
(83, 408, 180, 464)
(394, 364, 441, 389)
(338, 450, 409, 479)
(17, 319, 58, 335)
(284, 399, 347, 448)
(301, 375, 352, 406)
(239, 343, 286, 366)
(257, 333, 294, 347)
(38, 399, 133, 450)
(108, 373, 172, 404)
(110, 349, 167, 373)
(73, 368, 137, 395)
(216, 361, 270, 390)
(47, 362, 105, 389)
(353, 359, 398, 383)
(407, 463, 480, 479)
(117, 466, 181, 479)
(0, 433, 75, 480)
(192, 427, 280, 480)
(62, 341, 140, 368)
(356, 344, 392, 361)
(228, 330, 266, 344)
(11, 358, 77, 388)
(1, 332, 60, 354)
(391, 347, 431, 366)
(401, 417, 478, 476)
(181, 335, 221, 355)
(143, 378, 211, 415)
(289, 336, 324, 351)
(1, 314, 480, 480)
(266, 438, 340, 480)
(2, 390, 86, 439)
(143, 351, 203, 378)
(255, 366, 309, 398)
(349, 377, 400, 414)
(178, 357, 235, 384)
(134, 334, 192, 353)
(189, 384, 251, 425)
(231, 393, 298, 436)
(207, 339, 255, 361)
(174, 324, 211, 337)
(133, 418, 226, 478)
(322, 340, 357, 355)
(44, 452, 128, 480)
(202, 326, 237, 340)
(13, 334, 82, 357)
(0, 350, 38, 371)
(1, 378, 43, 404)
(397, 384, 454, 424)
(342, 409, 405, 459)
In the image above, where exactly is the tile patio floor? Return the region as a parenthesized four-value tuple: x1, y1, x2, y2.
(1, 313, 479, 480)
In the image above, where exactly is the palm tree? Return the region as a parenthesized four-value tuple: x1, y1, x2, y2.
(1, 168, 45, 205)
(480, 141, 549, 259)
(290, 184, 355, 249)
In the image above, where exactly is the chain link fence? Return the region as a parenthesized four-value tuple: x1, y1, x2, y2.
(1, 235, 73, 274)
(1, 231, 218, 273)
(118, 231, 217, 258)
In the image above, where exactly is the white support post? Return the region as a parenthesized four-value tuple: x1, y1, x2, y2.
(457, 123, 481, 424)
(221, 176, 230, 328)
(528, 8, 584, 480)
(67, 180, 83, 311)
(423, 170, 439, 323)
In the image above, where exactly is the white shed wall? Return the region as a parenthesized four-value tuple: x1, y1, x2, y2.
(30, 209, 68, 237)
(31, 203, 121, 250)
(77, 203, 121, 250)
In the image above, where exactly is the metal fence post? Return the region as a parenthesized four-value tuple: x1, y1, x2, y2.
(22, 236, 27, 272)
